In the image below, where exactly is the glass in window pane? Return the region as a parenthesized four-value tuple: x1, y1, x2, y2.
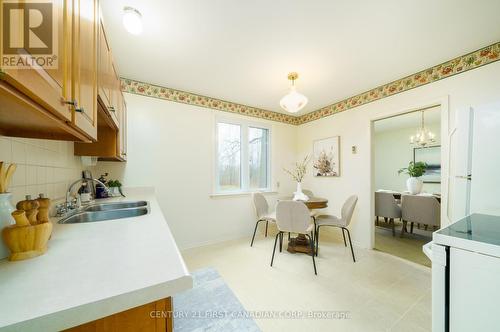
(249, 127, 269, 189)
(217, 123, 241, 191)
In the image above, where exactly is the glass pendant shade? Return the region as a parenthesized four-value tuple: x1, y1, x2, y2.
(280, 86, 308, 113)
(280, 72, 308, 113)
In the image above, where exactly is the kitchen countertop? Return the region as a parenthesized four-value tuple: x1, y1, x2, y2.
(0, 187, 192, 331)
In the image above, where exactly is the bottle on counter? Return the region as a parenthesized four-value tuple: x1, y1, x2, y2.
(78, 182, 92, 203)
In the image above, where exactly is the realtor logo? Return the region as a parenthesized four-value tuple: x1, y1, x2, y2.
(1, 0, 58, 69)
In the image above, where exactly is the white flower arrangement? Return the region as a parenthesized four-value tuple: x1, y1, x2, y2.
(283, 155, 310, 183)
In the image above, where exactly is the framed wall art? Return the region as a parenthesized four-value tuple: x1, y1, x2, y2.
(313, 136, 340, 177)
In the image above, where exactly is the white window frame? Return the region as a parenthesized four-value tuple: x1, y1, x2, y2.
(214, 117, 272, 194)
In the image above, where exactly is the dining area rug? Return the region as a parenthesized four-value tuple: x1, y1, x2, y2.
(173, 268, 261, 332)
(374, 223, 432, 267)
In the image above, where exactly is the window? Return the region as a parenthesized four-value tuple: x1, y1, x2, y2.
(215, 119, 270, 193)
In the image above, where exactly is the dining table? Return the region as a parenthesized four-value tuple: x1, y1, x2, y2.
(278, 196, 328, 255)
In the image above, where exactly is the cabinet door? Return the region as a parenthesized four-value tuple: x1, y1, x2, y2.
(108, 62, 120, 127)
(98, 19, 111, 107)
(97, 18, 118, 128)
(119, 97, 127, 160)
(71, 0, 98, 141)
(450, 247, 500, 332)
(0, 0, 72, 121)
(64, 297, 172, 332)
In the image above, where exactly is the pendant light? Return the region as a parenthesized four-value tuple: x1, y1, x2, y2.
(280, 72, 308, 113)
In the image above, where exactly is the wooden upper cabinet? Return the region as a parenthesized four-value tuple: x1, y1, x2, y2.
(0, 0, 72, 121)
(119, 97, 127, 160)
(0, 0, 99, 142)
(97, 17, 119, 129)
(109, 61, 121, 128)
(98, 19, 111, 107)
(71, 0, 98, 141)
(74, 3, 126, 162)
(74, 96, 127, 161)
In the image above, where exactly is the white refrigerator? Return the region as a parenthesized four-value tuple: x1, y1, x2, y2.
(448, 102, 500, 219)
(424, 102, 500, 332)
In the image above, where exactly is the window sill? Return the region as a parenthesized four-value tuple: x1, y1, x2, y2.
(210, 190, 278, 198)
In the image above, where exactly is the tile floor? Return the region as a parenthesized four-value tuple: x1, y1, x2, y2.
(182, 229, 431, 332)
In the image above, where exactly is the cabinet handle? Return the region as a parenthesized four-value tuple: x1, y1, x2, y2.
(63, 99, 78, 108)
(75, 108, 85, 114)
(109, 106, 116, 112)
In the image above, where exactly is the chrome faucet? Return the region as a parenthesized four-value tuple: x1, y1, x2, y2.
(55, 178, 111, 217)
(66, 178, 110, 207)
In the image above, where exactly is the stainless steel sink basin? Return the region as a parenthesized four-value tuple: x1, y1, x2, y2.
(58, 201, 150, 224)
(84, 201, 148, 212)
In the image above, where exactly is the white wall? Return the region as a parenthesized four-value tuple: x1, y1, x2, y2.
(374, 123, 441, 193)
(0, 136, 83, 203)
(297, 61, 500, 249)
(92, 93, 297, 249)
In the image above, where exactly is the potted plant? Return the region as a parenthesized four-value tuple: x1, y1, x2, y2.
(283, 155, 310, 201)
(107, 179, 123, 197)
(398, 161, 427, 194)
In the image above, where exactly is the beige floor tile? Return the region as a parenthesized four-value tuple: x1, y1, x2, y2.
(182, 233, 432, 332)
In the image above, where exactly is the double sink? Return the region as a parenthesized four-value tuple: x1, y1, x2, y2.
(58, 201, 149, 224)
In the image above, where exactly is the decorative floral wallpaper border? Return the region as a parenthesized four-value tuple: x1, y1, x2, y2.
(296, 42, 500, 125)
(120, 79, 299, 125)
(122, 41, 500, 126)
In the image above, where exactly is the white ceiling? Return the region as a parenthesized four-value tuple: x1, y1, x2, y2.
(374, 106, 441, 133)
(101, 0, 500, 115)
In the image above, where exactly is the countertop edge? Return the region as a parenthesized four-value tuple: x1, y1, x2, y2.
(0, 188, 193, 332)
(1, 275, 193, 332)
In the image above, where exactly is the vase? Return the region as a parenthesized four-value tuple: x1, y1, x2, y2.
(0, 193, 16, 260)
(109, 187, 120, 196)
(406, 177, 423, 195)
(293, 182, 309, 201)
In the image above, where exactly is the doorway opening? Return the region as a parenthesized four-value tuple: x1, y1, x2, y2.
(372, 106, 441, 267)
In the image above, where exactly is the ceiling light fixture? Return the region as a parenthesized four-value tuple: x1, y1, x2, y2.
(410, 110, 436, 147)
(123, 6, 143, 35)
(280, 72, 308, 113)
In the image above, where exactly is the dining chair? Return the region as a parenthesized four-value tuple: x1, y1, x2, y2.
(375, 191, 402, 236)
(301, 188, 320, 232)
(250, 192, 276, 247)
(401, 195, 441, 237)
(315, 195, 358, 262)
(271, 201, 317, 275)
